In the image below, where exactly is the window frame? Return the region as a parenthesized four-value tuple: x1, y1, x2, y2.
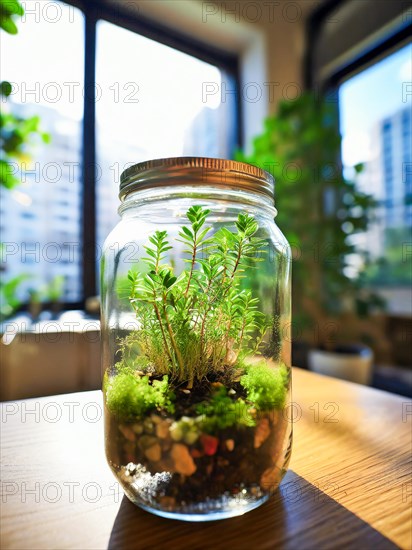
(304, 0, 412, 91)
(304, 1, 412, 299)
(26, 0, 241, 310)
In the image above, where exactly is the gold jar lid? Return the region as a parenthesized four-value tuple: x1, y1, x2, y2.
(119, 157, 274, 201)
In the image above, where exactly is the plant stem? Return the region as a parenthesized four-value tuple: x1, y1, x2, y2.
(152, 301, 173, 364)
(162, 294, 185, 379)
(184, 239, 197, 298)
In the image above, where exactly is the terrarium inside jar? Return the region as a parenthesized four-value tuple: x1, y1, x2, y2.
(101, 158, 292, 521)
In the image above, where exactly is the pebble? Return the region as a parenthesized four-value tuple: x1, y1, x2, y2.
(156, 420, 171, 439)
(170, 422, 183, 441)
(145, 443, 161, 462)
(201, 434, 219, 456)
(138, 435, 158, 450)
(171, 444, 197, 476)
(254, 418, 271, 448)
(125, 462, 137, 476)
(119, 425, 136, 442)
(143, 418, 154, 433)
(151, 414, 162, 424)
(184, 431, 199, 445)
(228, 389, 236, 395)
(181, 389, 191, 394)
(132, 423, 144, 434)
(225, 439, 235, 451)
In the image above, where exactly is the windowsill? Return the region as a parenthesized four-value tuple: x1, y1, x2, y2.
(1, 310, 100, 345)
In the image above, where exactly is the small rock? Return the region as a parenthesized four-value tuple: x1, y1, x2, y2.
(170, 422, 183, 441)
(119, 425, 136, 442)
(145, 443, 161, 462)
(132, 423, 144, 434)
(125, 462, 137, 476)
(226, 439, 235, 452)
(143, 418, 154, 433)
(201, 434, 219, 456)
(138, 435, 158, 450)
(156, 420, 171, 439)
(181, 389, 191, 394)
(151, 414, 162, 424)
(184, 430, 199, 445)
(254, 418, 271, 448)
(171, 444, 197, 476)
(228, 389, 236, 395)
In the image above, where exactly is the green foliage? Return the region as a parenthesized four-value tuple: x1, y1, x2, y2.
(126, 206, 268, 386)
(0, 0, 50, 189)
(0, 273, 31, 321)
(0, 0, 23, 34)
(0, 0, 50, 321)
(1, 107, 50, 189)
(235, 91, 379, 331)
(196, 386, 256, 432)
(44, 275, 65, 302)
(105, 369, 175, 420)
(240, 363, 288, 411)
(361, 227, 411, 288)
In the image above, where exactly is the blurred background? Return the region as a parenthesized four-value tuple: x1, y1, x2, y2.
(1, 0, 411, 399)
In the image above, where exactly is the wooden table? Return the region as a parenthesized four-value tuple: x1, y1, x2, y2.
(1, 368, 411, 549)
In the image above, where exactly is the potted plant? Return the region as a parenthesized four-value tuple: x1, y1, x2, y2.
(236, 92, 382, 383)
(103, 204, 291, 519)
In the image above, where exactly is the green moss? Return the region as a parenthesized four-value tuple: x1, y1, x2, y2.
(240, 363, 289, 410)
(105, 371, 175, 420)
(196, 386, 256, 432)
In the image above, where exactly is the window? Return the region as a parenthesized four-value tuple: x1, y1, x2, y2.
(1, 0, 239, 308)
(1, 1, 84, 304)
(339, 43, 412, 311)
(95, 20, 237, 270)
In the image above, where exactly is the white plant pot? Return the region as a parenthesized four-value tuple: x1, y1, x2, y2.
(308, 346, 374, 385)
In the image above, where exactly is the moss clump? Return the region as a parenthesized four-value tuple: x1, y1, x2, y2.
(196, 386, 256, 432)
(240, 363, 288, 411)
(105, 371, 175, 420)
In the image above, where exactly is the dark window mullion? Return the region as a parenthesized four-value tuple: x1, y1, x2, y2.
(82, 8, 97, 301)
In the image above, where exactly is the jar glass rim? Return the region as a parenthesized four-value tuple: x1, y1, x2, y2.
(119, 157, 274, 201)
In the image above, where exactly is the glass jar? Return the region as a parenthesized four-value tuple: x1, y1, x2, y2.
(101, 157, 292, 521)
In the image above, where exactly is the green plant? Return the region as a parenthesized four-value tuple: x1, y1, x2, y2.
(0, 0, 50, 189)
(126, 206, 269, 387)
(105, 206, 289, 423)
(105, 370, 175, 421)
(196, 386, 256, 431)
(0, 273, 30, 321)
(0, 0, 50, 320)
(45, 275, 65, 303)
(0, 0, 23, 34)
(240, 362, 288, 410)
(235, 91, 380, 338)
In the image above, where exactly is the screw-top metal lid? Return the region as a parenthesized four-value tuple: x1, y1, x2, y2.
(119, 157, 274, 201)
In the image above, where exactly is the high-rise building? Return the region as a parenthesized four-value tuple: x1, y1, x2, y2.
(0, 101, 147, 302)
(0, 102, 82, 302)
(381, 107, 412, 228)
(356, 105, 412, 260)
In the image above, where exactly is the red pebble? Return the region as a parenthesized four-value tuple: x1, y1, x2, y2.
(201, 434, 219, 456)
(190, 448, 203, 458)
